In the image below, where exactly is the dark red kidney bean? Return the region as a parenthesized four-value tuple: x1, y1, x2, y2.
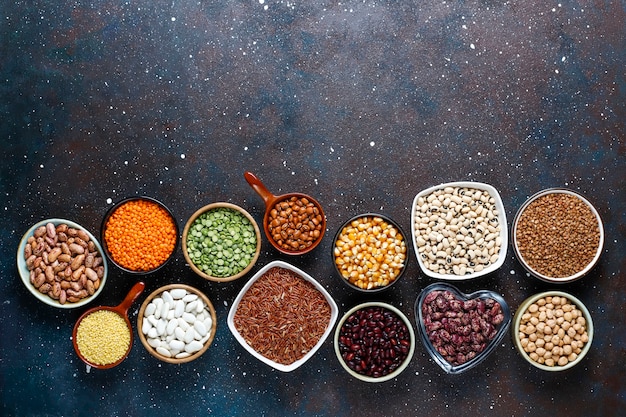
(338, 306, 411, 378)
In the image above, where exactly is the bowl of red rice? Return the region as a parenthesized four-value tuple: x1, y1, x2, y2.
(227, 260, 338, 372)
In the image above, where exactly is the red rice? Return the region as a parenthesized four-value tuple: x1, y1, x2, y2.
(233, 266, 332, 365)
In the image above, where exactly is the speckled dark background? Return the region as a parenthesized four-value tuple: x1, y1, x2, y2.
(1, 1, 624, 416)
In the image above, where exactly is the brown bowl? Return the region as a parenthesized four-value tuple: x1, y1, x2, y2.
(73, 282, 145, 369)
(244, 171, 326, 255)
(182, 202, 261, 282)
(137, 284, 217, 364)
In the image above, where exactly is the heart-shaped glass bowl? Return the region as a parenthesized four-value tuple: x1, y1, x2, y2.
(415, 282, 511, 374)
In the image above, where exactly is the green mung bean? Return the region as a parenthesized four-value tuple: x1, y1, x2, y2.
(187, 207, 257, 277)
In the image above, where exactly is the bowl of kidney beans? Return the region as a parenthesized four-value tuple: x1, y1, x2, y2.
(415, 282, 511, 374)
(334, 302, 415, 382)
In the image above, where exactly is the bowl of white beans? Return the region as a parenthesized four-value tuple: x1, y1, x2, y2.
(512, 291, 593, 371)
(410, 182, 508, 280)
(137, 284, 217, 364)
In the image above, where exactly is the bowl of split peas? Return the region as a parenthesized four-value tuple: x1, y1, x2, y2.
(101, 196, 179, 274)
(332, 213, 408, 292)
(512, 291, 593, 371)
(182, 202, 261, 282)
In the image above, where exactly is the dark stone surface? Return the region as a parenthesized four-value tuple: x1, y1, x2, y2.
(1, 1, 624, 416)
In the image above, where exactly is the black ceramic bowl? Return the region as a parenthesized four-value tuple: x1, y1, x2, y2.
(332, 213, 408, 293)
(101, 196, 179, 274)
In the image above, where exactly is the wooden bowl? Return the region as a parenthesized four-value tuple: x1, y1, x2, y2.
(137, 284, 217, 364)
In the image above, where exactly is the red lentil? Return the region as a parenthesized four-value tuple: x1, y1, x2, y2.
(104, 199, 177, 272)
(233, 266, 331, 365)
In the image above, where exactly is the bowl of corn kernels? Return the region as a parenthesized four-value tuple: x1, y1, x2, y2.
(512, 291, 593, 371)
(332, 213, 408, 292)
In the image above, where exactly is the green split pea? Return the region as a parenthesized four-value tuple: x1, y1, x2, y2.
(187, 208, 257, 277)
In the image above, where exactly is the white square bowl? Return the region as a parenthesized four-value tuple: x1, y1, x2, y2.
(227, 260, 338, 372)
(410, 181, 508, 280)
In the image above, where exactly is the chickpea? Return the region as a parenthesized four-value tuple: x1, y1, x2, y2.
(517, 295, 589, 367)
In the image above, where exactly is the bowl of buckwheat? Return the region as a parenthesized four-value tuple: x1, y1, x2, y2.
(512, 188, 604, 283)
(411, 182, 508, 280)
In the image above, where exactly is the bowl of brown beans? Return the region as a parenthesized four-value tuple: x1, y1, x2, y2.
(182, 202, 261, 282)
(512, 188, 604, 283)
(334, 302, 415, 382)
(17, 219, 108, 309)
(101, 196, 179, 275)
(512, 291, 593, 371)
(415, 282, 511, 374)
(332, 213, 408, 292)
(244, 171, 326, 255)
(227, 260, 338, 372)
(411, 182, 508, 280)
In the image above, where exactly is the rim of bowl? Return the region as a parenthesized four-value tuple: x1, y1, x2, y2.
(182, 202, 261, 282)
(512, 290, 594, 371)
(331, 212, 409, 293)
(17, 218, 108, 309)
(414, 282, 512, 375)
(263, 193, 327, 256)
(511, 188, 604, 283)
(334, 301, 415, 382)
(410, 181, 508, 281)
(227, 260, 339, 372)
(137, 284, 217, 364)
(101, 196, 179, 275)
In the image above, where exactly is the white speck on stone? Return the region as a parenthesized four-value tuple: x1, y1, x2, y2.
(259, 0, 264, 3)
(106, 198, 113, 204)
(369, 141, 375, 147)
(470, 43, 475, 49)
(510, 270, 516, 274)
(180, 154, 185, 159)
(562, 56, 566, 62)
(171, 17, 176, 22)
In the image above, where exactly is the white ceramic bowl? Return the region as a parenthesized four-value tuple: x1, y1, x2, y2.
(512, 188, 604, 283)
(334, 302, 415, 382)
(512, 291, 593, 371)
(410, 181, 508, 280)
(227, 260, 338, 372)
(17, 219, 108, 309)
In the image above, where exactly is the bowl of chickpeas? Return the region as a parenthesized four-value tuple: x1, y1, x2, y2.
(332, 213, 408, 292)
(512, 291, 593, 371)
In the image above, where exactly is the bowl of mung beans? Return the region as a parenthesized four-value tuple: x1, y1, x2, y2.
(512, 188, 604, 283)
(244, 171, 326, 255)
(182, 202, 261, 282)
(227, 260, 338, 372)
(411, 182, 508, 280)
(512, 291, 593, 371)
(17, 218, 108, 309)
(101, 196, 179, 274)
(137, 284, 217, 364)
(334, 302, 415, 382)
(332, 213, 408, 292)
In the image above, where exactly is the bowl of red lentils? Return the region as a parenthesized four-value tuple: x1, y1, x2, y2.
(512, 188, 604, 283)
(101, 196, 179, 274)
(332, 213, 408, 292)
(411, 182, 508, 280)
(182, 202, 261, 282)
(334, 302, 415, 382)
(227, 260, 338, 372)
(513, 291, 593, 371)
